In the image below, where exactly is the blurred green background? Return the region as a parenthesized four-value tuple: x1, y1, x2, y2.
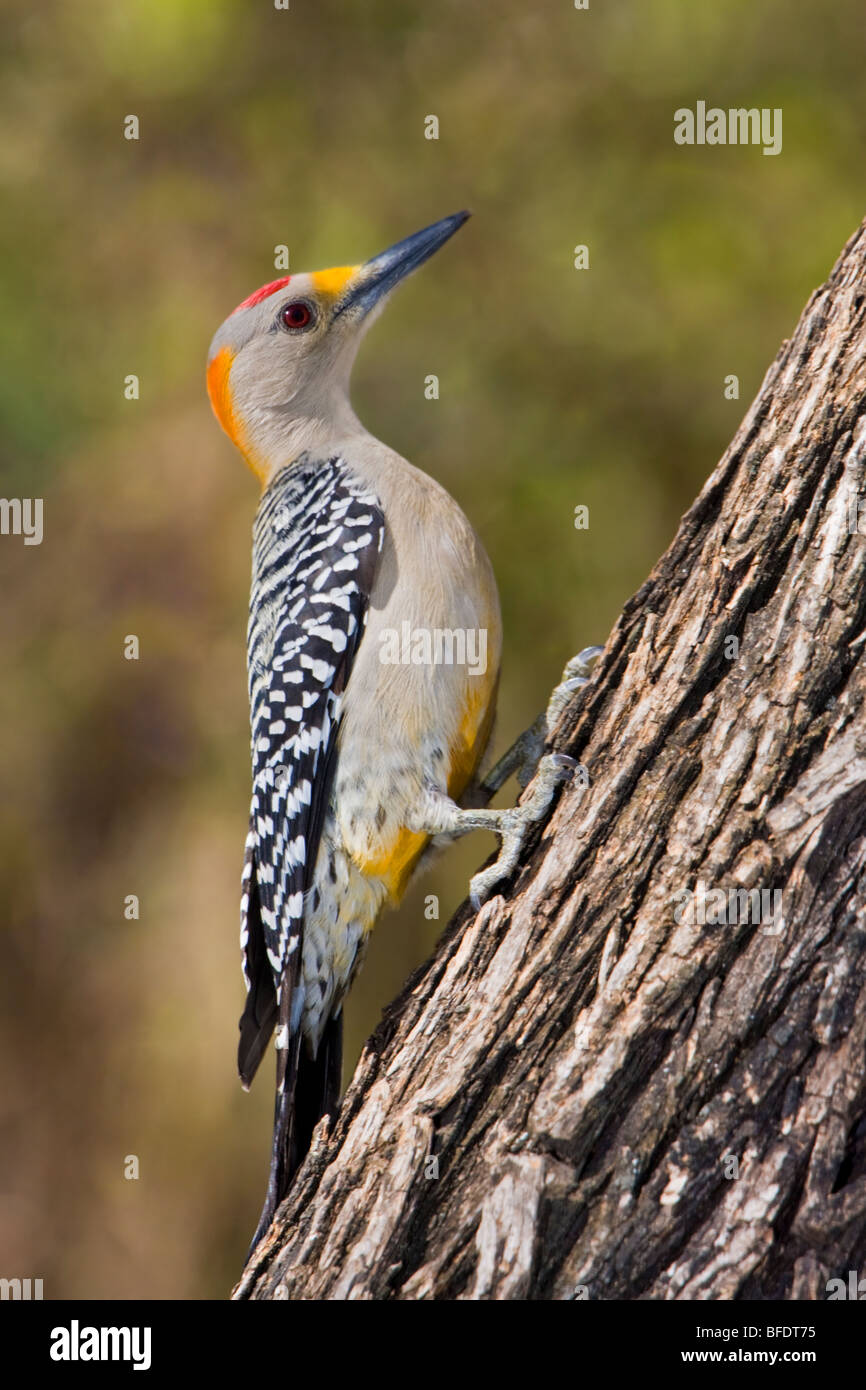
(0, 0, 862, 1298)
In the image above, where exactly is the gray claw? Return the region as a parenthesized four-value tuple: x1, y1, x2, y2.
(563, 645, 604, 681)
(545, 646, 603, 731)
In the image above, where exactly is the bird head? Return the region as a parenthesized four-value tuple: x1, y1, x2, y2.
(207, 211, 470, 486)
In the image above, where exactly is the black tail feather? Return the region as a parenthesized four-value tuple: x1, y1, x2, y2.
(238, 978, 278, 1092)
(247, 1007, 343, 1257)
(292, 1012, 343, 1171)
(239, 845, 344, 1257)
(237, 874, 278, 1090)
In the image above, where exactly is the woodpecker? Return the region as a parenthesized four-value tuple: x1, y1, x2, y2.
(207, 213, 596, 1252)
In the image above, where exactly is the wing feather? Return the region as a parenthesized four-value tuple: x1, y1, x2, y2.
(237, 454, 384, 1244)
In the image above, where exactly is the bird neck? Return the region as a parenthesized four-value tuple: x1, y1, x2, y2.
(256, 394, 371, 491)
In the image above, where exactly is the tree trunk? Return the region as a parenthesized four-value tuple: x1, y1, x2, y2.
(234, 218, 866, 1302)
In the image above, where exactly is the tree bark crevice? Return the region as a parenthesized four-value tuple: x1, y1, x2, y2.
(235, 217, 866, 1302)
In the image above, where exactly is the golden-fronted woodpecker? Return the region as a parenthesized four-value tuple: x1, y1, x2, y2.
(206, 213, 599, 1250)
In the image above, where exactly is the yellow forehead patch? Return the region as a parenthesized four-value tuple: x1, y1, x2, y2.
(311, 264, 358, 300)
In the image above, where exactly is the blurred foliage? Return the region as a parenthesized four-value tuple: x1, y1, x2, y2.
(0, 0, 863, 1297)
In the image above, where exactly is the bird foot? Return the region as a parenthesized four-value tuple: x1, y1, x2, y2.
(513, 645, 604, 789)
(469, 752, 577, 910)
(544, 645, 604, 732)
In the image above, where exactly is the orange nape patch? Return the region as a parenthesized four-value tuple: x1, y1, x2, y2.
(311, 264, 359, 300)
(206, 347, 267, 485)
(206, 346, 236, 439)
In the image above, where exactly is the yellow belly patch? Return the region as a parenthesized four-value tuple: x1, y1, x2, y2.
(353, 671, 499, 904)
(355, 826, 429, 902)
(448, 672, 498, 801)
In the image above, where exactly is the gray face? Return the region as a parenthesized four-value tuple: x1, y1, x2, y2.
(209, 269, 360, 409)
(206, 213, 471, 480)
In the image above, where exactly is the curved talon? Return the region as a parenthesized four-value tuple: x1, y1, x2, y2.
(545, 677, 587, 726)
(545, 646, 603, 733)
(568, 645, 604, 678)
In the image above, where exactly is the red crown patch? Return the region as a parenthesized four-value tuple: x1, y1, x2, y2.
(232, 277, 292, 315)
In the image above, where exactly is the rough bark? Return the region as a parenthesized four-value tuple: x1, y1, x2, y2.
(235, 218, 866, 1302)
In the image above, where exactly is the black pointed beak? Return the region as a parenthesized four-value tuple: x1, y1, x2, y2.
(335, 211, 470, 319)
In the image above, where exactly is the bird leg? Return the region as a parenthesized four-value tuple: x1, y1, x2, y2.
(475, 645, 604, 801)
(407, 753, 576, 911)
(408, 646, 603, 910)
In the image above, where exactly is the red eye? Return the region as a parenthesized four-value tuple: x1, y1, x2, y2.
(280, 301, 314, 330)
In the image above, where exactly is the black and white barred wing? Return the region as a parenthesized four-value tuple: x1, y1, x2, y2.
(238, 456, 384, 1087)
